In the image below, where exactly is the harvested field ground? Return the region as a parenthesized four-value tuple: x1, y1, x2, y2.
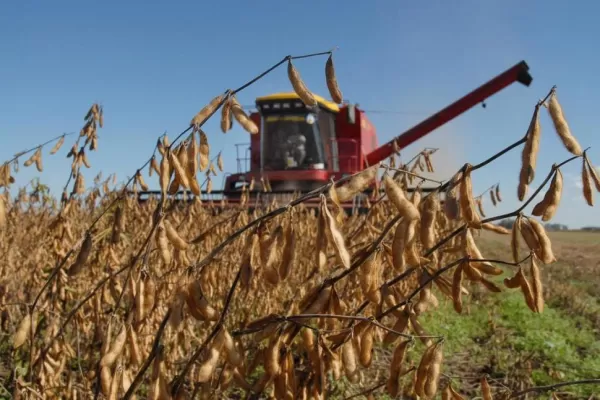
(329, 231, 600, 400)
(406, 231, 600, 400)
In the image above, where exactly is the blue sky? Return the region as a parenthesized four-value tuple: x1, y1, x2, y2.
(1, 0, 599, 228)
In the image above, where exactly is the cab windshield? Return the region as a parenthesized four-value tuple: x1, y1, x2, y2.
(261, 114, 325, 171)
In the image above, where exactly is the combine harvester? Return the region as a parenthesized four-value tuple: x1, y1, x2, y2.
(137, 61, 533, 212)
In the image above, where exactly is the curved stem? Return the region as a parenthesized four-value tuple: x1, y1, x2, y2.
(1, 132, 76, 168)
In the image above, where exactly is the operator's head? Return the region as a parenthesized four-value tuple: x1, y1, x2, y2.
(290, 123, 300, 135)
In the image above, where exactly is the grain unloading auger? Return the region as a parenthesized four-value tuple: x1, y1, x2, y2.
(137, 60, 532, 211)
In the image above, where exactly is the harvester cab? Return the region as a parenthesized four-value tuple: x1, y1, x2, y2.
(224, 92, 379, 198)
(257, 93, 335, 174)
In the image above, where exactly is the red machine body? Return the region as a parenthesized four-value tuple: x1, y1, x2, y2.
(221, 60, 532, 206)
(224, 101, 380, 194)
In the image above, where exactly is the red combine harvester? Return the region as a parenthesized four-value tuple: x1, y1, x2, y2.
(138, 60, 532, 211)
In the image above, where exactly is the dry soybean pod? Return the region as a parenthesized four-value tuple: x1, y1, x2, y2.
(444, 172, 461, 220)
(287, 59, 317, 107)
(504, 268, 523, 289)
(359, 250, 382, 304)
(518, 104, 541, 201)
(278, 218, 296, 281)
(419, 191, 440, 249)
(458, 164, 481, 228)
(481, 223, 510, 235)
(163, 219, 189, 250)
(391, 219, 409, 273)
(320, 194, 350, 268)
(219, 328, 244, 367)
(341, 338, 359, 383)
(582, 157, 594, 206)
(66, 233, 93, 276)
(0, 196, 5, 229)
(230, 95, 259, 135)
(198, 130, 210, 171)
(384, 174, 420, 221)
(100, 366, 112, 397)
(111, 206, 124, 245)
(315, 200, 328, 270)
(334, 163, 379, 202)
(108, 364, 122, 400)
(490, 187, 497, 206)
(358, 324, 374, 368)
(481, 375, 493, 400)
(149, 155, 159, 176)
(414, 341, 436, 397)
(13, 311, 37, 349)
(169, 146, 190, 190)
(527, 217, 556, 264)
(442, 385, 452, 400)
(100, 324, 127, 368)
(518, 217, 541, 254)
(386, 339, 411, 397)
(325, 53, 343, 103)
(424, 340, 444, 398)
(585, 156, 600, 192)
(547, 89, 583, 156)
(23, 151, 37, 167)
(529, 255, 544, 313)
(196, 345, 221, 383)
(519, 267, 538, 313)
(464, 228, 496, 272)
(510, 216, 521, 264)
(382, 306, 411, 345)
(476, 198, 486, 218)
(159, 152, 171, 199)
(191, 93, 224, 129)
(50, 135, 65, 154)
(33, 148, 43, 172)
(186, 280, 218, 321)
(495, 183, 502, 202)
(532, 167, 563, 221)
(220, 94, 233, 133)
(127, 325, 142, 366)
(449, 383, 466, 400)
(156, 222, 172, 267)
(217, 152, 224, 172)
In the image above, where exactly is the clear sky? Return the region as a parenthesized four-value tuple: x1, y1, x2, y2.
(1, 0, 599, 228)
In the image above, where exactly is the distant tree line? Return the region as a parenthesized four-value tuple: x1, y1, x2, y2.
(495, 218, 569, 231)
(495, 218, 600, 232)
(581, 226, 600, 232)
